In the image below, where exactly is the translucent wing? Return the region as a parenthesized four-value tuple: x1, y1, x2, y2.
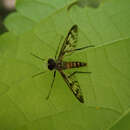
(58, 25, 78, 61)
(59, 70, 84, 103)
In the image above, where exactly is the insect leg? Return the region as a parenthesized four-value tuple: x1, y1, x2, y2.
(55, 36, 64, 60)
(66, 45, 94, 53)
(68, 71, 91, 78)
(46, 70, 56, 100)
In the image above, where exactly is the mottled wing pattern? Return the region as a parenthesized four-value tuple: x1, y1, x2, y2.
(58, 25, 78, 61)
(59, 70, 84, 103)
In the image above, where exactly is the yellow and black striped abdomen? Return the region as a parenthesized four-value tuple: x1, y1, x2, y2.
(63, 61, 87, 69)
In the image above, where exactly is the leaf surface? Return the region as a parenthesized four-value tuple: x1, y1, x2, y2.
(0, 0, 130, 129)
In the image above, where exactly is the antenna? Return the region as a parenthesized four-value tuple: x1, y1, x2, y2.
(30, 53, 45, 61)
(31, 53, 47, 78)
(32, 71, 47, 78)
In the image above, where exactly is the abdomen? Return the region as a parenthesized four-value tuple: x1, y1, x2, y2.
(62, 61, 87, 69)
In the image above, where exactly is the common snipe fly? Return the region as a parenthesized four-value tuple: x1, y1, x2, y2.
(31, 25, 94, 103)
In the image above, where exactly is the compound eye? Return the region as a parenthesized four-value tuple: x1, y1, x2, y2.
(48, 59, 54, 64)
(48, 64, 53, 70)
(48, 59, 51, 64)
(47, 58, 55, 70)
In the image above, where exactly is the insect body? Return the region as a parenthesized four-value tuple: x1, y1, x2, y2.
(48, 58, 86, 70)
(31, 25, 94, 103)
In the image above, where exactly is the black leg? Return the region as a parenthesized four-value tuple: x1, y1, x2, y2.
(55, 36, 63, 60)
(68, 71, 91, 78)
(46, 70, 56, 100)
(66, 45, 94, 53)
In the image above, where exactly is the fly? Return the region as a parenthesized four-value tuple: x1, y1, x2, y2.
(31, 25, 94, 103)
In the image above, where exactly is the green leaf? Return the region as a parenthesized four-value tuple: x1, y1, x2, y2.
(110, 108, 130, 130)
(4, 0, 66, 35)
(68, 0, 102, 9)
(0, 0, 130, 130)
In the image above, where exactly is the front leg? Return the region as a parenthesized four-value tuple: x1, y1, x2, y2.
(68, 71, 91, 78)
